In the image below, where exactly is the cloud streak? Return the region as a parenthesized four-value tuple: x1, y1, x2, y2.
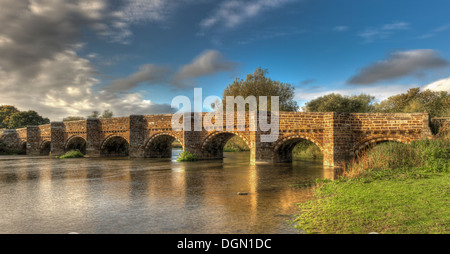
(173, 50, 238, 87)
(200, 0, 295, 30)
(358, 22, 409, 42)
(347, 49, 449, 85)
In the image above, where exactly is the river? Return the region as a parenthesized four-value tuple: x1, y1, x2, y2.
(0, 150, 335, 234)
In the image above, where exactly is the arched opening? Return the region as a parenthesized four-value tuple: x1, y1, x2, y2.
(20, 142, 27, 155)
(202, 132, 250, 160)
(145, 134, 182, 158)
(100, 136, 129, 157)
(40, 141, 51, 156)
(65, 136, 86, 154)
(352, 139, 411, 169)
(274, 137, 323, 163)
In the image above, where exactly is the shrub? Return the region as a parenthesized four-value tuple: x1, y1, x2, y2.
(176, 151, 197, 162)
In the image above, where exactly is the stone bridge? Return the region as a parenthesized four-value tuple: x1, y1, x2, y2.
(0, 112, 433, 167)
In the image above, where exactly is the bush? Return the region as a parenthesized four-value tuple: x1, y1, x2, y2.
(56, 150, 84, 159)
(176, 151, 197, 162)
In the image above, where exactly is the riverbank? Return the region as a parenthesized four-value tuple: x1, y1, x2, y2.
(293, 138, 449, 234)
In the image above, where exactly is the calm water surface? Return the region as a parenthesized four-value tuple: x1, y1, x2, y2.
(0, 150, 335, 234)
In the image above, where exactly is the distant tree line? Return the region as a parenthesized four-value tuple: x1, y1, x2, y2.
(303, 88, 450, 118)
(63, 110, 114, 122)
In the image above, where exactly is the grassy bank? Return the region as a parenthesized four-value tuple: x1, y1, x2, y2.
(293, 138, 449, 234)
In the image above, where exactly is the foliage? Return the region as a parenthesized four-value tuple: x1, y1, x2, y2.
(176, 151, 198, 162)
(88, 110, 114, 119)
(374, 88, 450, 117)
(292, 140, 323, 159)
(63, 116, 86, 122)
(223, 136, 250, 152)
(7, 110, 50, 129)
(222, 67, 299, 112)
(303, 93, 376, 113)
(0, 105, 20, 128)
(345, 139, 449, 178)
(56, 150, 85, 159)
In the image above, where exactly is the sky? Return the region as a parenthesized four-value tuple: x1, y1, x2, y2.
(1, 0, 450, 121)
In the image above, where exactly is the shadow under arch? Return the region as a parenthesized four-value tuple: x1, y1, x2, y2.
(144, 133, 183, 158)
(65, 136, 87, 154)
(201, 131, 251, 160)
(40, 140, 51, 156)
(273, 135, 323, 163)
(100, 135, 129, 157)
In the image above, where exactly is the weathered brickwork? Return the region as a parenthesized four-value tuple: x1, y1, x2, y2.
(0, 112, 434, 167)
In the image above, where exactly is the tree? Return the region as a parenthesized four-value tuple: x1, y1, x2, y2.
(63, 116, 86, 122)
(0, 105, 20, 128)
(374, 88, 450, 117)
(222, 67, 299, 112)
(88, 111, 100, 119)
(101, 109, 113, 118)
(88, 110, 114, 119)
(304, 93, 376, 113)
(7, 110, 50, 129)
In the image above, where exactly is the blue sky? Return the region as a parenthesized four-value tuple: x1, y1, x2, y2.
(1, 0, 450, 120)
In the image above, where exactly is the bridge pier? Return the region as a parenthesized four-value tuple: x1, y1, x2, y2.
(85, 118, 101, 157)
(129, 115, 146, 158)
(26, 126, 41, 156)
(50, 122, 65, 157)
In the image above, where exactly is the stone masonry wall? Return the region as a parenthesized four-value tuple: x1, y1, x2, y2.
(0, 112, 434, 167)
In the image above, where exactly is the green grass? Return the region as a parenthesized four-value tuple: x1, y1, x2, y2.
(56, 150, 84, 159)
(176, 151, 198, 162)
(293, 138, 450, 234)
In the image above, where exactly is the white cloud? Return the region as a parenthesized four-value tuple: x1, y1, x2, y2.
(422, 77, 450, 93)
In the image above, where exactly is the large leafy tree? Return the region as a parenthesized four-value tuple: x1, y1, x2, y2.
(7, 110, 50, 129)
(304, 93, 376, 113)
(0, 105, 20, 128)
(222, 67, 299, 112)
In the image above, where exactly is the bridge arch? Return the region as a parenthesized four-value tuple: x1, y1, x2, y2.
(201, 131, 251, 159)
(352, 136, 409, 157)
(100, 135, 129, 157)
(144, 133, 183, 158)
(40, 140, 51, 156)
(65, 136, 86, 154)
(273, 135, 323, 162)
